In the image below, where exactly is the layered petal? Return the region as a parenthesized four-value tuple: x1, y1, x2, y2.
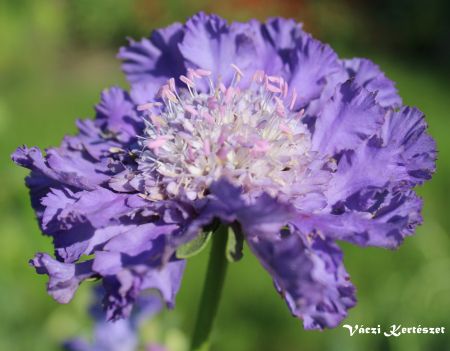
(247, 232, 356, 329)
(118, 23, 185, 85)
(287, 33, 343, 107)
(311, 81, 385, 156)
(179, 13, 260, 87)
(165, 180, 294, 257)
(380, 106, 436, 183)
(92, 223, 185, 319)
(12, 146, 107, 191)
(30, 253, 96, 303)
(343, 58, 402, 108)
(38, 188, 140, 262)
(294, 189, 423, 248)
(261, 17, 304, 60)
(95, 87, 142, 142)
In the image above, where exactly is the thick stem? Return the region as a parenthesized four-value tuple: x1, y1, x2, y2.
(190, 224, 229, 351)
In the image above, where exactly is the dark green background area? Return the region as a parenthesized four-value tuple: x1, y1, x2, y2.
(0, 1, 449, 351)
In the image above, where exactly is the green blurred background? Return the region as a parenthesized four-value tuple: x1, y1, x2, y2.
(1, 1, 449, 350)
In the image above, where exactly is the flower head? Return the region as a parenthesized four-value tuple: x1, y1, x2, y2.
(13, 12, 435, 330)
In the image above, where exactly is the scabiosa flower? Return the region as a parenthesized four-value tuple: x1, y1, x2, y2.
(12, 12, 435, 332)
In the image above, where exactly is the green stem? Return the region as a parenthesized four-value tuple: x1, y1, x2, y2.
(190, 224, 229, 351)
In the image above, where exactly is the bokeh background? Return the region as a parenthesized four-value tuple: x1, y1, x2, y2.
(1, 1, 449, 351)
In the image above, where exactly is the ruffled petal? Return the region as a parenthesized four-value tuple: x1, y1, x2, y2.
(92, 223, 185, 319)
(99, 259, 185, 320)
(287, 33, 343, 107)
(261, 17, 304, 60)
(12, 146, 107, 190)
(118, 23, 185, 85)
(30, 253, 96, 303)
(95, 87, 142, 142)
(325, 107, 436, 207)
(343, 58, 402, 108)
(37, 188, 138, 262)
(247, 232, 356, 329)
(380, 106, 436, 183)
(294, 189, 423, 248)
(165, 179, 294, 257)
(178, 13, 259, 87)
(311, 81, 385, 156)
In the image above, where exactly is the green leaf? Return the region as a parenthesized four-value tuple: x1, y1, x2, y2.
(226, 226, 244, 262)
(176, 230, 212, 259)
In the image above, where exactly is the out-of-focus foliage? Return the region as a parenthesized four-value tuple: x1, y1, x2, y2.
(1, 1, 449, 351)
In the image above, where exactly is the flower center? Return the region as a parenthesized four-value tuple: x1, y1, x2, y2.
(137, 66, 318, 202)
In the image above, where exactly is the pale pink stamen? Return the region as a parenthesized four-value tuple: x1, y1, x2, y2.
(196, 68, 212, 77)
(224, 87, 236, 104)
(180, 75, 195, 88)
(290, 89, 298, 110)
(267, 75, 281, 84)
(282, 81, 289, 98)
(252, 70, 265, 83)
(231, 64, 244, 77)
(276, 104, 286, 117)
(187, 68, 201, 79)
(252, 140, 270, 154)
(279, 122, 291, 134)
(147, 135, 172, 150)
(207, 97, 219, 110)
(137, 102, 162, 111)
(184, 105, 198, 116)
(202, 111, 215, 124)
(160, 85, 177, 102)
(266, 83, 282, 94)
(274, 96, 286, 116)
(168, 78, 176, 92)
(203, 139, 211, 155)
(150, 114, 165, 128)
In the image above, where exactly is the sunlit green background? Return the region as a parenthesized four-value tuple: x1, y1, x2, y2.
(1, 1, 449, 351)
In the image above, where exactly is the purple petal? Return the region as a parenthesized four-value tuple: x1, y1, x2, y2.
(381, 106, 436, 184)
(62, 119, 121, 161)
(118, 22, 185, 85)
(311, 81, 385, 156)
(12, 146, 106, 190)
(326, 107, 436, 206)
(165, 179, 294, 258)
(262, 17, 304, 57)
(287, 33, 343, 107)
(178, 13, 259, 87)
(343, 58, 402, 108)
(99, 259, 185, 320)
(95, 87, 142, 141)
(294, 189, 423, 248)
(30, 253, 95, 303)
(247, 232, 356, 329)
(39, 188, 139, 262)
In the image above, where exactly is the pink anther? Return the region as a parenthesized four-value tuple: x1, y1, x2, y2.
(180, 75, 195, 88)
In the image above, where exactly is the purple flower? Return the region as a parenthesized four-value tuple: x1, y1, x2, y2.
(64, 287, 164, 351)
(12, 13, 435, 330)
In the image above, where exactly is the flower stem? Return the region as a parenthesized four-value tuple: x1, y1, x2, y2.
(190, 224, 229, 351)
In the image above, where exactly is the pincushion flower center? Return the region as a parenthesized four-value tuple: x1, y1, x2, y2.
(137, 66, 314, 201)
